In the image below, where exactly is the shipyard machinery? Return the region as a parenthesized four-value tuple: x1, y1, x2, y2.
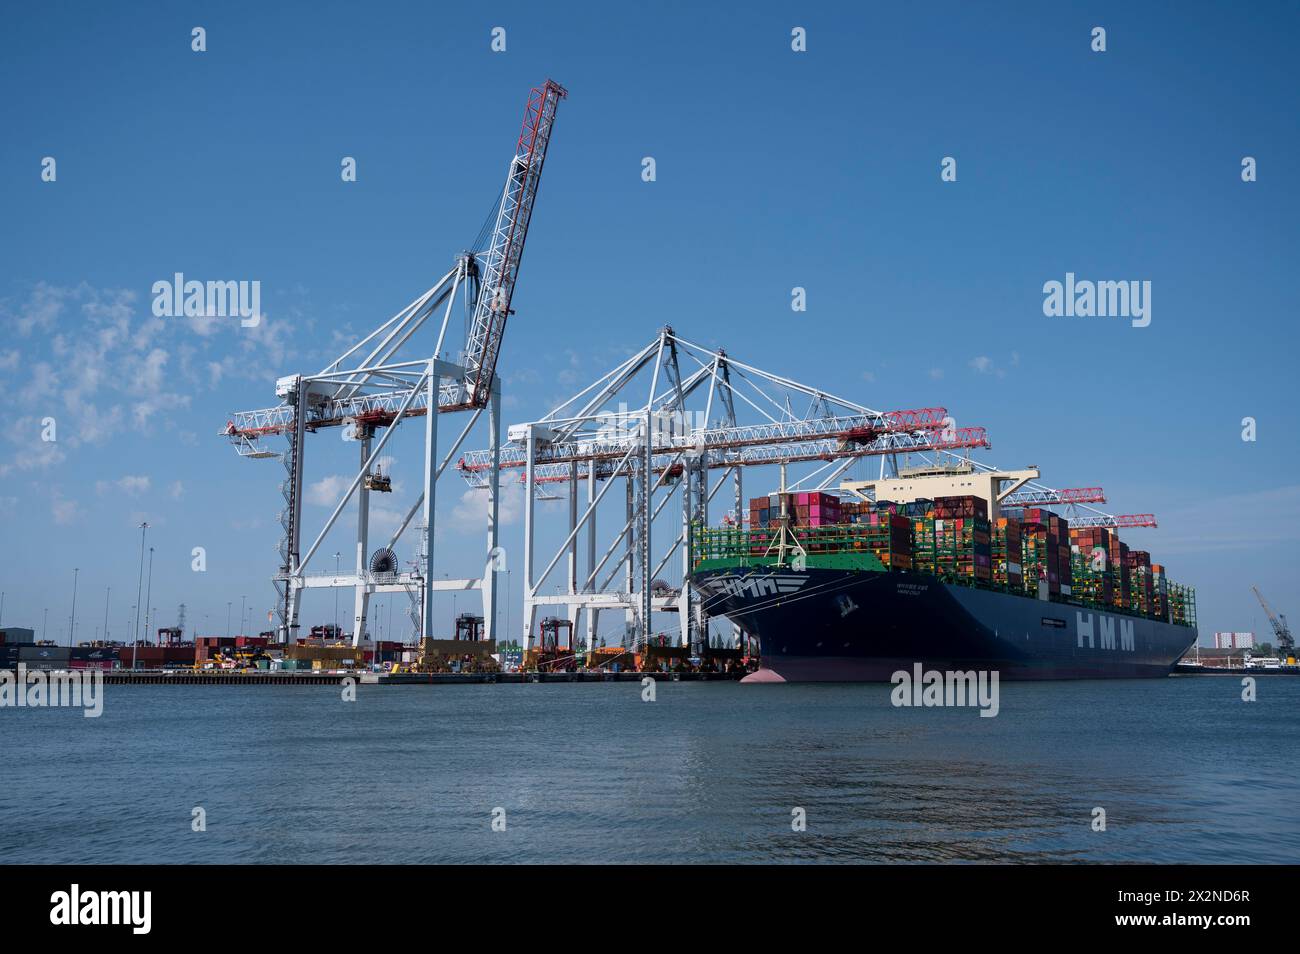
(1252, 586, 1295, 656)
(223, 79, 566, 646)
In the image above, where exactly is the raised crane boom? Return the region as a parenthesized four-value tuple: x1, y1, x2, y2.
(458, 79, 567, 410)
(1252, 586, 1295, 652)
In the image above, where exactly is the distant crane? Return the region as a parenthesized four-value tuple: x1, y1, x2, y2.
(1251, 586, 1295, 655)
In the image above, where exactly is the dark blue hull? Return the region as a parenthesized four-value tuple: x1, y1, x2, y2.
(693, 566, 1198, 682)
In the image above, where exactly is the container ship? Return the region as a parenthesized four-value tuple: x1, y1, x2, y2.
(691, 465, 1198, 682)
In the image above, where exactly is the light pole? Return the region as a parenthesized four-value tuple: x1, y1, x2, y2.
(333, 552, 341, 639)
(102, 586, 111, 645)
(42, 607, 48, 642)
(132, 522, 148, 669)
(240, 595, 247, 637)
(226, 602, 232, 638)
(143, 547, 154, 649)
(69, 567, 79, 647)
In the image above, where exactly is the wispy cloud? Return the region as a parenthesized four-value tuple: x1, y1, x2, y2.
(51, 489, 80, 525)
(969, 355, 1007, 378)
(306, 474, 351, 507)
(450, 481, 524, 534)
(96, 475, 151, 496)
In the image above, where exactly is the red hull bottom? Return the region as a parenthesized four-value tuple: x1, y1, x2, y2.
(742, 655, 1177, 683)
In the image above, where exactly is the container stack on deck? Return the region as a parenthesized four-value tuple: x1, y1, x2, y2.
(708, 488, 1197, 626)
(851, 509, 914, 570)
(1151, 563, 1169, 619)
(1126, 550, 1155, 616)
(993, 516, 1023, 590)
(932, 496, 992, 583)
(1167, 581, 1197, 627)
(1068, 526, 1115, 607)
(748, 491, 844, 529)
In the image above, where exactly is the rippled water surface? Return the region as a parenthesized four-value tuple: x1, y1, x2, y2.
(3, 676, 1297, 863)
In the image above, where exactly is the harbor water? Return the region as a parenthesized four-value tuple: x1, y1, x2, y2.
(2, 676, 1297, 864)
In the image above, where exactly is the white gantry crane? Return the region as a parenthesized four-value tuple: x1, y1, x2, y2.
(223, 79, 566, 646)
(455, 327, 993, 655)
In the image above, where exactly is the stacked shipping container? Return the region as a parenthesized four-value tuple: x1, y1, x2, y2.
(748, 491, 843, 529)
(708, 490, 1197, 626)
(993, 516, 1023, 590)
(1068, 527, 1115, 607)
(932, 496, 992, 582)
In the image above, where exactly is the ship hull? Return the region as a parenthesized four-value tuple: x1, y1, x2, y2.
(693, 566, 1197, 683)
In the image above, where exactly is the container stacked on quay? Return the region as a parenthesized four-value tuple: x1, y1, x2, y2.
(691, 476, 1198, 682)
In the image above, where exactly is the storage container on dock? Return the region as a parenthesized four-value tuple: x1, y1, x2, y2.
(69, 647, 119, 670)
(19, 646, 71, 667)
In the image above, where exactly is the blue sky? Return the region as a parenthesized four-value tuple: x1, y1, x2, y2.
(1, 1, 1297, 646)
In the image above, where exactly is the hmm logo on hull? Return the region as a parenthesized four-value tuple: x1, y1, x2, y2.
(704, 574, 808, 599)
(1076, 611, 1134, 651)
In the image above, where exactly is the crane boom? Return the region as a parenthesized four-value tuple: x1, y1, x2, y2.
(459, 79, 567, 410)
(1251, 585, 1295, 652)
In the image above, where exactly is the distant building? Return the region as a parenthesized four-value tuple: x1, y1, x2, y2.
(0, 627, 36, 645)
(1213, 632, 1255, 649)
(1196, 647, 1252, 668)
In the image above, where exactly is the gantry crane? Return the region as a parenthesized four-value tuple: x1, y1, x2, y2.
(223, 79, 566, 646)
(456, 328, 993, 653)
(1252, 586, 1295, 655)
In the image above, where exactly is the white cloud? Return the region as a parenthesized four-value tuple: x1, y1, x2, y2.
(170, 480, 184, 499)
(52, 491, 80, 525)
(968, 355, 1009, 378)
(119, 475, 150, 495)
(556, 349, 582, 386)
(96, 475, 151, 496)
(860, 370, 876, 383)
(306, 474, 351, 506)
(928, 368, 944, 380)
(450, 480, 523, 533)
(0, 416, 67, 477)
(367, 504, 406, 538)
(7, 282, 70, 336)
(69, 401, 124, 445)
